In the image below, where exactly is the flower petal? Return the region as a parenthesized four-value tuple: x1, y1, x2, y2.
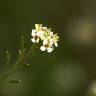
(54, 42, 58, 47)
(47, 47, 54, 53)
(43, 39, 48, 45)
(31, 38, 36, 43)
(40, 46, 46, 51)
(32, 29, 36, 36)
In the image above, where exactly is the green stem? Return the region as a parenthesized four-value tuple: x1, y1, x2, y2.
(0, 44, 37, 82)
(0, 63, 18, 81)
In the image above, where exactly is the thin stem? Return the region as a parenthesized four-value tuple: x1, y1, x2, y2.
(0, 64, 18, 81)
(0, 44, 37, 82)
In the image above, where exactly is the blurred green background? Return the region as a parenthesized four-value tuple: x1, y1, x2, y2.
(0, 0, 96, 96)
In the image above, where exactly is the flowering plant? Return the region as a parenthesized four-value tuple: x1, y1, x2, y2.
(0, 24, 59, 95)
(31, 24, 59, 53)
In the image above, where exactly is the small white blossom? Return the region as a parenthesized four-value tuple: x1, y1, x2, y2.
(31, 24, 59, 53)
(40, 39, 54, 53)
(40, 45, 54, 53)
(31, 24, 42, 43)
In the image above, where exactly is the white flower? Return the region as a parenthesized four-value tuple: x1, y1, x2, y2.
(43, 33, 59, 47)
(40, 45, 54, 53)
(31, 24, 59, 53)
(31, 29, 39, 43)
(31, 24, 42, 43)
(40, 39, 54, 53)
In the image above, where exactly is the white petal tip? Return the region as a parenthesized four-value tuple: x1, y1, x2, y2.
(40, 46, 46, 51)
(47, 48, 54, 53)
(31, 38, 36, 43)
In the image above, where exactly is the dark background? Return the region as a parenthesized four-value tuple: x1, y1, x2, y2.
(0, 0, 96, 96)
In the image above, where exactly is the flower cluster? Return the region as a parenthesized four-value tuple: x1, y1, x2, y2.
(31, 24, 59, 53)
